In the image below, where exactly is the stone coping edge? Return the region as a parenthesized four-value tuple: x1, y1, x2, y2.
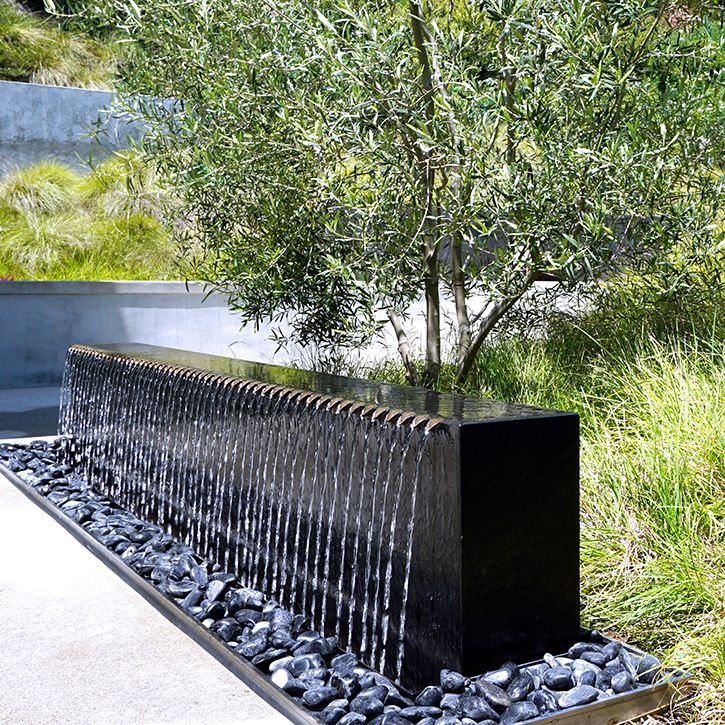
(0, 458, 315, 725)
(0, 281, 210, 295)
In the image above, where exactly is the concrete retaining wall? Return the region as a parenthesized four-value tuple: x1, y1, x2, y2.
(0, 281, 297, 387)
(0, 80, 141, 173)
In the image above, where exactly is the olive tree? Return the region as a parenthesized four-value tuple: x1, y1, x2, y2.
(101, 0, 724, 386)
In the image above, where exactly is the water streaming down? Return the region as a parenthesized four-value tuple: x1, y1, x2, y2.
(59, 343, 581, 689)
(60, 346, 440, 683)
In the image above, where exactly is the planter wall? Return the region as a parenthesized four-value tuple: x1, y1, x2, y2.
(0, 80, 142, 172)
(0, 281, 292, 387)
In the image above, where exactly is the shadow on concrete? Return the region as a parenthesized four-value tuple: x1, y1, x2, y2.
(0, 387, 60, 438)
(0, 407, 59, 438)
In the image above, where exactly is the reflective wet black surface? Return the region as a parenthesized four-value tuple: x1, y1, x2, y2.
(59, 344, 580, 688)
(91, 343, 566, 423)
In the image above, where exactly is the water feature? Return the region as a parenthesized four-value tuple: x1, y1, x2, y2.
(59, 343, 580, 689)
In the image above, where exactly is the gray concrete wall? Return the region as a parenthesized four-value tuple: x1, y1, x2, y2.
(0, 281, 296, 387)
(0, 80, 141, 172)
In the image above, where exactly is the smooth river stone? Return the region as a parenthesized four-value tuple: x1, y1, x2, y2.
(329, 670, 361, 700)
(368, 715, 413, 725)
(601, 641, 621, 661)
(543, 666, 573, 691)
(568, 642, 602, 659)
(440, 669, 467, 693)
(303, 687, 340, 709)
(320, 705, 347, 725)
(580, 651, 607, 668)
(349, 695, 384, 719)
(481, 667, 514, 688)
(331, 653, 357, 672)
(558, 685, 600, 708)
(506, 673, 534, 702)
(359, 685, 389, 702)
(455, 695, 497, 721)
(528, 688, 558, 714)
(398, 705, 442, 721)
(500, 701, 539, 724)
(636, 654, 662, 684)
(288, 653, 326, 676)
(237, 632, 268, 658)
(271, 668, 308, 695)
(204, 579, 229, 602)
(475, 678, 512, 710)
(415, 686, 443, 707)
(439, 693, 460, 710)
(337, 714, 366, 725)
(612, 671, 636, 693)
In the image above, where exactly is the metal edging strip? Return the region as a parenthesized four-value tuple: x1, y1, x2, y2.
(0, 463, 318, 725)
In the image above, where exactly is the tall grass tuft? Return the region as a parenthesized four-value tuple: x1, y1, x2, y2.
(0, 161, 82, 215)
(0, 1, 115, 88)
(0, 154, 177, 279)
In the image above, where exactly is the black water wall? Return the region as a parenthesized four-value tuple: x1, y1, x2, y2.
(59, 343, 579, 688)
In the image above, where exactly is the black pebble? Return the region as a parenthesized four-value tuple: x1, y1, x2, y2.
(542, 666, 573, 691)
(475, 678, 511, 710)
(399, 705, 442, 720)
(500, 700, 539, 724)
(455, 695, 497, 721)
(303, 686, 340, 709)
(320, 705, 348, 725)
(337, 714, 366, 725)
(612, 671, 635, 693)
(528, 689, 558, 715)
(440, 669, 466, 693)
(506, 673, 534, 702)
(349, 695, 384, 719)
(415, 686, 443, 707)
(558, 685, 600, 708)
(237, 632, 268, 659)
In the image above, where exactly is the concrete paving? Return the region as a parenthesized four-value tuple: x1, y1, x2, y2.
(0, 386, 60, 438)
(0, 457, 289, 725)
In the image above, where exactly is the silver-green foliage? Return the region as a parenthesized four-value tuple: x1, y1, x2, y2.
(109, 0, 724, 385)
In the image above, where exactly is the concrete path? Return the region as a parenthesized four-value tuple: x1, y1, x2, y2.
(0, 386, 60, 438)
(0, 461, 289, 725)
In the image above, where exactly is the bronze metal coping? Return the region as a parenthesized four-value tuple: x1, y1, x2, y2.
(67, 345, 446, 432)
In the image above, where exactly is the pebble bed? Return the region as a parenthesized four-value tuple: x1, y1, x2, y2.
(1, 439, 667, 725)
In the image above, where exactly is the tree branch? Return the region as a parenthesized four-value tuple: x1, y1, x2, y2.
(388, 308, 419, 385)
(409, 0, 442, 387)
(410, 3, 471, 367)
(456, 270, 537, 384)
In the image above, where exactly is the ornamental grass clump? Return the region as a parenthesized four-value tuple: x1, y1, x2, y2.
(0, 154, 176, 279)
(0, 0, 115, 87)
